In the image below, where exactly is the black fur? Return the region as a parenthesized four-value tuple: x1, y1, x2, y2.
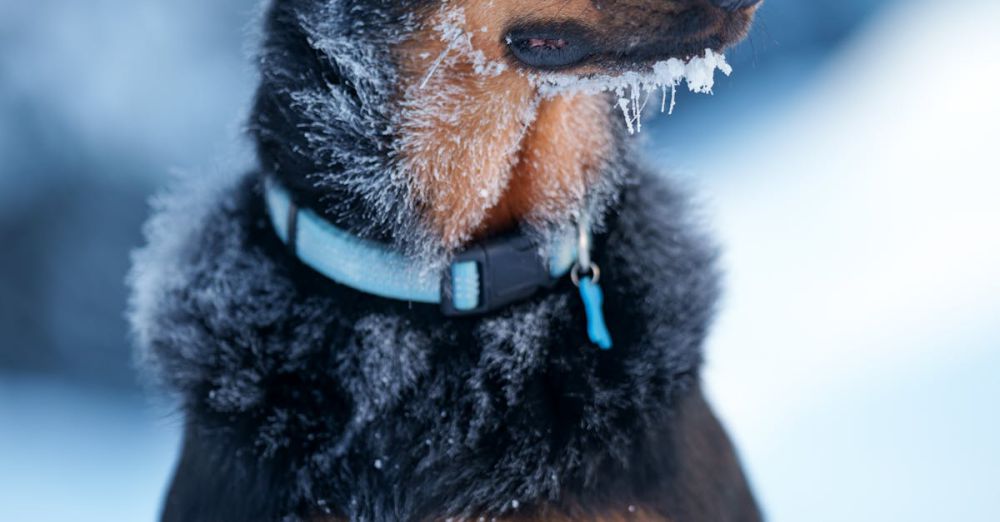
(249, 0, 427, 247)
(130, 0, 762, 520)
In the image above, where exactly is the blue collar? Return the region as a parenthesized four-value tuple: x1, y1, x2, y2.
(264, 178, 579, 316)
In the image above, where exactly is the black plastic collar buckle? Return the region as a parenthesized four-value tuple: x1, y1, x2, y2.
(440, 233, 558, 316)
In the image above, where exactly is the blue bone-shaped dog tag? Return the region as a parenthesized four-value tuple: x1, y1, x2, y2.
(579, 276, 613, 350)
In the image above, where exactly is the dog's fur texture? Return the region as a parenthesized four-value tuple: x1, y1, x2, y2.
(130, 0, 762, 520)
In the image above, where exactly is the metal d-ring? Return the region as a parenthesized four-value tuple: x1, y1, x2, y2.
(571, 262, 601, 287)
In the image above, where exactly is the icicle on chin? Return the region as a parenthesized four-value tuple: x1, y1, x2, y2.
(528, 49, 733, 134)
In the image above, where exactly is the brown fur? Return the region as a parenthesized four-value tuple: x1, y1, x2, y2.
(480, 93, 611, 235)
(395, 1, 612, 248)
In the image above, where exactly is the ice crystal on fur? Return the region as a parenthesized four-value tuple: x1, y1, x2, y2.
(421, 7, 507, 88)
(396, 5, 547, 252)
(534, 50, 733, 134)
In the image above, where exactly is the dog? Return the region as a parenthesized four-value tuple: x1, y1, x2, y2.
(129, 0, 762, 520)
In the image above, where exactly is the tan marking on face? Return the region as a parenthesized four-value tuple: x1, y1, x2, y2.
(478, 93, 612, 235)
(394, 0, 611, 249)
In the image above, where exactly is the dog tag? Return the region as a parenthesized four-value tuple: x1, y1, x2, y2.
(579, 276, 613, 350)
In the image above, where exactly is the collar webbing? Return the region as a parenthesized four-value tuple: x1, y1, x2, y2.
(263, 178, 578, 315)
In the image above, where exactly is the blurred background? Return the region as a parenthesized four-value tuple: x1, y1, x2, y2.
(1, 0, 997, 520)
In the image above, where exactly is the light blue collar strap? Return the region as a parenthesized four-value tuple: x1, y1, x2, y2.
(263, 178, 578, 314)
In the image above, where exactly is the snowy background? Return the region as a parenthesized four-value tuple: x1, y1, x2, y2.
(1, 0, 998, 520)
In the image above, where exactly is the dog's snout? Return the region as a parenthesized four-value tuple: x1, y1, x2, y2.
(706, 0, 762, 12)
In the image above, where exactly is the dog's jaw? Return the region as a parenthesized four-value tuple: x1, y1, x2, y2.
(394, 4, 615, 249)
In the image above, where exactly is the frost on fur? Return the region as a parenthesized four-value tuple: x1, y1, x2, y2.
(420, 7, 507, 89)
(532, 50, 733, 134)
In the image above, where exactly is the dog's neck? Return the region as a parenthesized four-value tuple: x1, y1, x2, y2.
(396, 85, 614, 250)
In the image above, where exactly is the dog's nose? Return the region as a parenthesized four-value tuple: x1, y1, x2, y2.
(707, 0, 761, 12)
